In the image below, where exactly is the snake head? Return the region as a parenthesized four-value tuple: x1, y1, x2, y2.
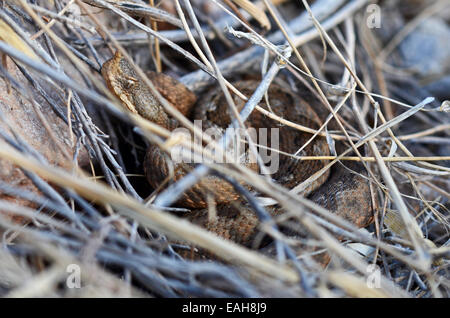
(101, 51, 141, 114)
(101, 51, 175, 128)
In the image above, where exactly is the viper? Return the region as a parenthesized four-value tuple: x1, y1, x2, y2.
(101, 51, 376, 260)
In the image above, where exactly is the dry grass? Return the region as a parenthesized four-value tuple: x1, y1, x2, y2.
(0, 0, 448, 297)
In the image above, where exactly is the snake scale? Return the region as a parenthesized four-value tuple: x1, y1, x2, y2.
(102, 51, 375, 258)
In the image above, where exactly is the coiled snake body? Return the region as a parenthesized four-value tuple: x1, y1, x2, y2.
(102, 52, 375, 255)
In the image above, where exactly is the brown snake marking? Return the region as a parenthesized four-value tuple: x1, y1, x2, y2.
(102, 51, 376, 258)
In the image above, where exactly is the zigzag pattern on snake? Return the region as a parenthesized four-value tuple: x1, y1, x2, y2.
(101, 51, 376, 256)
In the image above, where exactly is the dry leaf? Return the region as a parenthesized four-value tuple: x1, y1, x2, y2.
(0, 19, 38, 61)
(384, 209, 423, 239)
(232, 0, 271, 29)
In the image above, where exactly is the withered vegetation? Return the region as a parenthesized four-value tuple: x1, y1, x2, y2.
(0, 0, 448, 297)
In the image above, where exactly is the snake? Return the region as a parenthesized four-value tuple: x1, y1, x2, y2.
(101, 51, 375, 258)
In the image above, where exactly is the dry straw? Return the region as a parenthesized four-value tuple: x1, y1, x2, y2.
(0, 0, 447, 297)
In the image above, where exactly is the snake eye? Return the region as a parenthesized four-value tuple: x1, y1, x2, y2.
(124, 76, 138, 89)
(125, 79, 135, 89)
